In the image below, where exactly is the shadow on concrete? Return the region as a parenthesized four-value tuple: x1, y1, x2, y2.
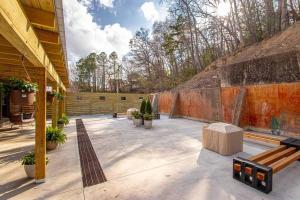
(0, 177, 35, 200)
(0, 144, 34, 165)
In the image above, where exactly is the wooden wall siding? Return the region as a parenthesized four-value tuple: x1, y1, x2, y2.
(47, 92, 149, 116)
(158, 83, 300, 134)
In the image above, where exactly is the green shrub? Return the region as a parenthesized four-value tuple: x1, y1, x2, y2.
(132, 111, 141, 119)
(55, 92, 64, 101)
(143, 113, 153, 120)
(140, 99, 146, 114)
(57, 118, 65, 125)
(46, 126, 67, 144)
(271, 116, 279, 130)
(21, 152, 48, 165)
(62, 113, 69, 125)
(5, 77, 37, 92)
(47, 91, 64, 100)
(145, 99, 152, 114)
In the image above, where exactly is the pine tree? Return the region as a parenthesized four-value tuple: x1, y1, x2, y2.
(145, 99, 152, 114)
(140, 99, 146, 114)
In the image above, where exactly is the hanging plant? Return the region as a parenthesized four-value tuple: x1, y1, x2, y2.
(55, 92, 64, 101)
(47, 91, 64, 102)
(5, 77, 37, 92)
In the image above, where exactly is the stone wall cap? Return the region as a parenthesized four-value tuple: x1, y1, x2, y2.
(207, 122, 243, 133)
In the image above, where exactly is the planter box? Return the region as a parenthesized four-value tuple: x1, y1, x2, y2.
(24, 164, 35, 178)
(47, 141, 58, 150)
(144, 120, 152, 129)
(133, 118, 142, 127)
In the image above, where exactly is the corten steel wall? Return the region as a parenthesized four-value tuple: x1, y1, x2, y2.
(158, 91, 172, 114)
(158, 83, 300, 133)
(47, 92, 149, 116)
(176, 89, 220, 122)
(221, 83, 300, 132)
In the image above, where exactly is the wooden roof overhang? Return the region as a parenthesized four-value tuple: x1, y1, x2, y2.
(0, 0, 69, 90)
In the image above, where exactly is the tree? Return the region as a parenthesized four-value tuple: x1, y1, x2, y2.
(145, 98, 152, 114)
(97, 52, 108, 92)
(140, 99, 146, 114)
(72, 0, 300, 93)
(109, 51, 119, 92)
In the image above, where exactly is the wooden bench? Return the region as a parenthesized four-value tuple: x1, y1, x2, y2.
(233, 138, 300, 194)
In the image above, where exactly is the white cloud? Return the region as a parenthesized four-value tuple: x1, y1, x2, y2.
(81, 0, 114, 8)
(99, 0, 114, 8)
(140, 2, 167, 23)
(63, 0, 132, 63)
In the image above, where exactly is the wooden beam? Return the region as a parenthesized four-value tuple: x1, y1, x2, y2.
(0, 0, 66, 90)
(270, 151, 300, 173)
(0, 35, 13, 46)
(0, 58, 27, 66)
(258, 147, 296, 166)
(52, 82, 58, 128)
(23, 5, 55, 28)
(35, 68, 47, 183)
(48, 53, 63, 61)
(0, 45, 21, 55)
(248, 145, 287, 162)
(42, 43, 62, 54)
(52, 60, 65, 66)
(0, 52, 22, 60)
(35, 28, 59, 44)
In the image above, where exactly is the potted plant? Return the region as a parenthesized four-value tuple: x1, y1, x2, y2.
(21, 152, 48, 178)
(145, 98, 152, 115)
(47, 91, 56, 103)
(140, 99, 146, 125)
(271, 116, 281, 135)
(56, 92, 64, 101)
(6, 77, 37, 105)
(46, 126, 67, 150)
(57, 118, 65, 129)
(132, 111, 142, 127)
(144, 113, 153, 129)
(62, 113, 69, 125)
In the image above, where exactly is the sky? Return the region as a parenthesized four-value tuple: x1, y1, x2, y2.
(63, 0, 168, 64)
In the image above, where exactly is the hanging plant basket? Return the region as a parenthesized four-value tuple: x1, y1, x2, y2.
(10, 90, 23, 105)
(47, 92, 55, 103)
(22, 91, 35, 105)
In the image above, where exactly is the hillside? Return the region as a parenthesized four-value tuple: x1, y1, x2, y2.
(176, 22, 300, 90)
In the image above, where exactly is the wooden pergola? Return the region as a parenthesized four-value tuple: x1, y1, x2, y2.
(0, 0, 69, 183)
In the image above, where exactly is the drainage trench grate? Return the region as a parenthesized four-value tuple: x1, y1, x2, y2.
(76, 119, 107, 187)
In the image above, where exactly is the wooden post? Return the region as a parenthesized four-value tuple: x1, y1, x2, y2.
(51, 82, 58, 128)
(58, 88, 63, 119)
(58, 89, 66, 118)
(62, 90, 66, 115)
(35, 69, 47, 183)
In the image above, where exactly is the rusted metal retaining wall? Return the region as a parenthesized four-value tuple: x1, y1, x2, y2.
(158, 83, 300, 133)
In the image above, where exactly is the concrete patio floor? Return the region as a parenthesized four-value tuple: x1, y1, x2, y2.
(1, 115, 300, 200)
